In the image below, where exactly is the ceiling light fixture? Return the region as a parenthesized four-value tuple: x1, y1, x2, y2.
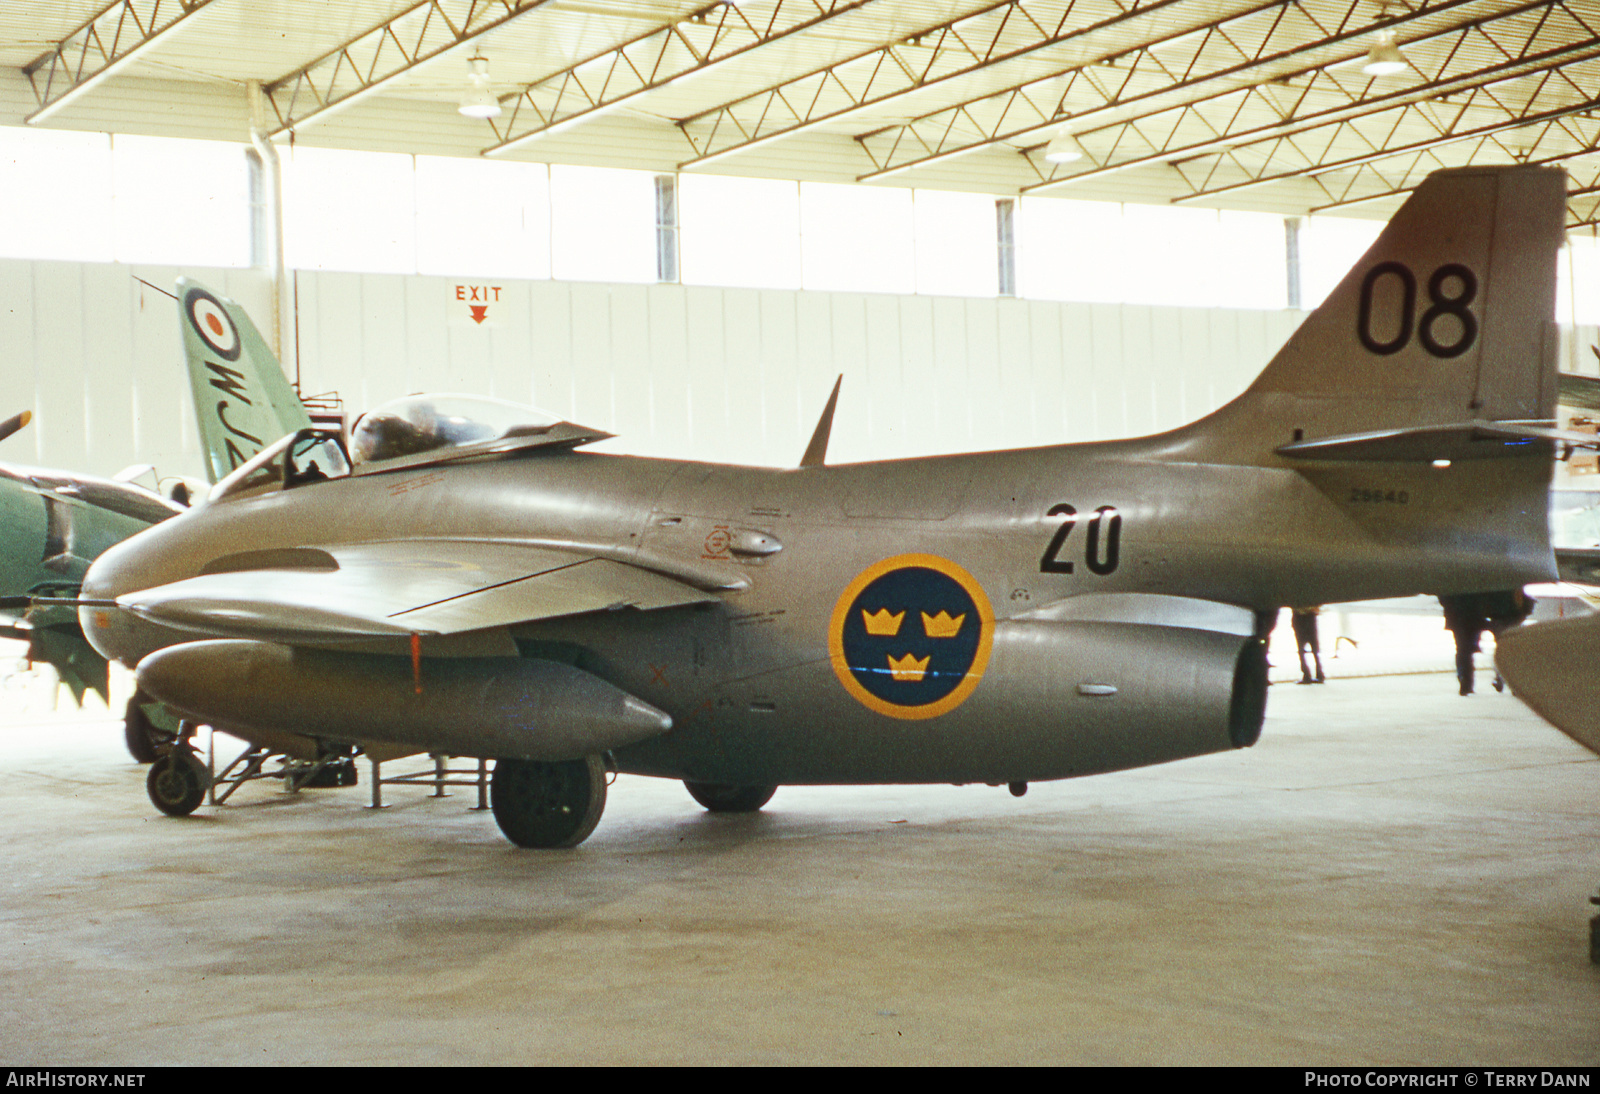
(1362, 29, 1408, 76)
(459, 55, 502, 119)
(1043, 134, 1086, 164)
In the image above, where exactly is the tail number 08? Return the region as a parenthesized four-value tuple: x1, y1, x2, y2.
(1356, 262, 1478, 359)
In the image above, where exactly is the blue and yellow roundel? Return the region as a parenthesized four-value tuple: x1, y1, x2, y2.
(828, 554, 994, 720)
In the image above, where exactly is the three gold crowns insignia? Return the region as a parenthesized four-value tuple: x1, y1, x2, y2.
(861, 608, 965, 683)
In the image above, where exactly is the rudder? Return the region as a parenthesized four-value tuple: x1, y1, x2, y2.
(179, 278, 311, 484)
(1187, 166, 1566, 459)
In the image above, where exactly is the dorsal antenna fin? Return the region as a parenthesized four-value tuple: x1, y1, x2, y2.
(800, 375, 843, 468)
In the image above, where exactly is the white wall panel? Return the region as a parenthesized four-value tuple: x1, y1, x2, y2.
(10, 257, 1348, 485)
(81, 263, 136, 472)
(824, 295, 871, 465)
(722, 289, 767, 466)
(1, 262, 36, 463)
(606, 284, 654, 452)
(569, 283, 618, 434)
(1119, 305, 1157, 440)
(1058, 304, 1096, 443)
(863, 294, 903, 454)
(33, 265, 88, 473)
(758, 290, 802, 466)
(894, 295, 938, 462)
(528, 282, 576, 421)
(963, 300, 1004, 454)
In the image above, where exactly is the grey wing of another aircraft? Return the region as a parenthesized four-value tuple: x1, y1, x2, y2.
(79, 166, 1596, 849)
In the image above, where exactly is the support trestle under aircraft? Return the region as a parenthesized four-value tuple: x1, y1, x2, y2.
(80, 166, 1578, 849)
(0, 279, 309, 757)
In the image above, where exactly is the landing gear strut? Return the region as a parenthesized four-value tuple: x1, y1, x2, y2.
(123, 691, 177, 764)
(490, 755, 607, 848)
(684, 781, 777, 813)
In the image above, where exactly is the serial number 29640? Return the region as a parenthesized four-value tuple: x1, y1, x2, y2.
(1349, 487, 1409, 504)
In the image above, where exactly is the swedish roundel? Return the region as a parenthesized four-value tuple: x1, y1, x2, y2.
(828, 554, 995, 720)
(185, 286, 241, 362)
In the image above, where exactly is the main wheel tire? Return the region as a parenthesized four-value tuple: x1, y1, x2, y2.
(491, 755, 607, 848)
(684, 781, 777, 813)
(147, 752, 207, 817)
(123, 694, 173, 764)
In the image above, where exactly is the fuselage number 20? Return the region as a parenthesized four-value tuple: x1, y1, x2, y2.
(1356, 261, 1478, 359)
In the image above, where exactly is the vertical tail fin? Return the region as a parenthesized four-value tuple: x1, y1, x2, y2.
(178, 278, 312, 484)
(1181, 165, 1566, 460)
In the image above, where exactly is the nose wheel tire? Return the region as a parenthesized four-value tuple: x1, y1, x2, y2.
(491, 755, 607, 848)
(684, 781, 778, 813)
(147, 751, 208, 817)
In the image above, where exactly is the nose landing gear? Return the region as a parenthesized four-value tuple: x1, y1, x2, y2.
(145, 721, 209, 817)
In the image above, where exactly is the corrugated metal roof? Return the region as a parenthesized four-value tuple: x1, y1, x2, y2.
(1, 0, 1598, 222)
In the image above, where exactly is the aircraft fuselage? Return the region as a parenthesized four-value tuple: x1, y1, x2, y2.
(82, 428, 1552, 788)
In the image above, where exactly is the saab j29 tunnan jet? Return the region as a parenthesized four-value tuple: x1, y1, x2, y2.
(80, 166, 1572, 849)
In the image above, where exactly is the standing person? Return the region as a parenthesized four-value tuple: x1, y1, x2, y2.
(1483, 588, 1535, 693)
(1439, 593, 1490, 696)
(1291, 606, 1325, 685)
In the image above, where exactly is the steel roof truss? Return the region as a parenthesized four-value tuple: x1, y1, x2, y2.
(1016, 1, 1600, 196)
(483, 0, 874, 154)
(674, 0, 1200, 169)
(860, 0, 1506, 183)
(264, 0, 553, 135)
(23, 0, 217, 123)
(1161, 41, 1600, 203)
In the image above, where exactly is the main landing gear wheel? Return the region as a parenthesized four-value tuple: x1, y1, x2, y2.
(147, 751, 208, 817)
(491, 755, 607, 848)
(684, 781, 778, 813)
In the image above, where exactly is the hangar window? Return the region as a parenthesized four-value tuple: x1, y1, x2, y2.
(0, 127, 113, 261)
(1017, 198, 1288, 309)
(1559, 233, 1600, 326)
(800, 182, 915, 294)
(913, 189, 999, 298)
(112, 134, 250, 267)
(415, 156, 550, 280)
(550, 165, 657, 283)
(282, 146, 417, 274)
(680, 174, 802, 290)
(1299, 216, 1385, 309)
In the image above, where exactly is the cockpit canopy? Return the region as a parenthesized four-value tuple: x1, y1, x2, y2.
(207, 395, 610, 503)
(350, 395, 561, 467)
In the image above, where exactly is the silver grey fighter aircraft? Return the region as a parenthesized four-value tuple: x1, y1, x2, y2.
(80, 165, 1569, 849)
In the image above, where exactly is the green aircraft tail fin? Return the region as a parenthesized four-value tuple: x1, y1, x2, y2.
(1187, 165, 1565, 460)
(178, 278, 312, 484)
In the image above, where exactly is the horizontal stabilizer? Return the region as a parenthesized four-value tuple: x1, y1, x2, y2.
(1494, 615, 1600, 755)
(118, 539, 715, 644)
(1554, 547, 1600, 587)
(1559, 372, 1600, 412)
(1275, 420, 1600, 462)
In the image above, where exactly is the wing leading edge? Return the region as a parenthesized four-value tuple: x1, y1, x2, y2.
(117, 539, 717, 644)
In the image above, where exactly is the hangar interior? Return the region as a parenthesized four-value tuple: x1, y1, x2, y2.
(1, 0, 1598, 1066)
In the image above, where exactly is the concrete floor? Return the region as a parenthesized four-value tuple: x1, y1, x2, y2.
(0, 670, 1596, 1066)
